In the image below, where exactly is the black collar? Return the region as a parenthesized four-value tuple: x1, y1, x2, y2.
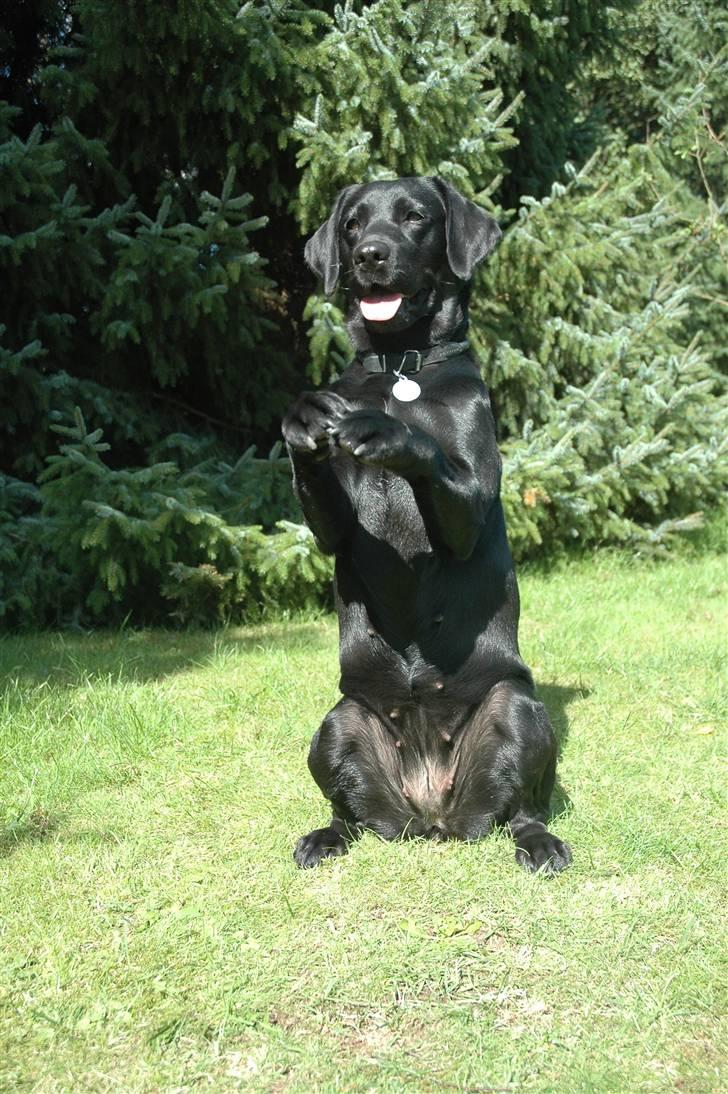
(356, 340, 470, 375)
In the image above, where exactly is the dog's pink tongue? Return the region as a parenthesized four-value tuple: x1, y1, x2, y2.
(360, 294, 402, 321)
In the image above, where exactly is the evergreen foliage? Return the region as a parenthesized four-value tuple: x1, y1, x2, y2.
(470, 142, 725, 554)
(97, 168, 282, 426)
(581, 2, 727, 368)
(0, 0, 725, 626)
(0, 410, 331, 628)
(292, 0, 520, 229)
(478, 0, 633, 202)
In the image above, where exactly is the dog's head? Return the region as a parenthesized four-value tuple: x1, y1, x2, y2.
(305, 177, 500, 339)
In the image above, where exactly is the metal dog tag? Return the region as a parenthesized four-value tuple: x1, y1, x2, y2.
(392, 375, 421, 402)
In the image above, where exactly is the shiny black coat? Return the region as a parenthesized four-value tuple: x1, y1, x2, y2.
(282, 177, 571, 873)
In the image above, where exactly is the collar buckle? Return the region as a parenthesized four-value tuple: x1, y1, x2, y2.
(399, 349, 423, 375)
(358, 342, 468, 375)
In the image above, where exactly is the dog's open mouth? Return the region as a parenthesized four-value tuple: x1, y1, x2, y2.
(359, 293, 403, 322)
(358, 285, 434, 324)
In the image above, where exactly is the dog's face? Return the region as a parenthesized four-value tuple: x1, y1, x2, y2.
(305, 177, 501, 336)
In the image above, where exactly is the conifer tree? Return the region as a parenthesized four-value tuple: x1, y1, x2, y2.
(292, 0, 521, 377)
(478, 0, 634, 202)
(1, 409, 331, 627)
(474, 151, 726, 555)
(0, 0, 725, 627)
(583, 1, 727, 369)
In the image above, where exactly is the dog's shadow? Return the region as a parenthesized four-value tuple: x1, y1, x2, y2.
(538, 681, 589, 817)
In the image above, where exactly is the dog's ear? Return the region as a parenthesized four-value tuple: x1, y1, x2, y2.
(304, 186, 357, 295)
(431, 177, 501, 280)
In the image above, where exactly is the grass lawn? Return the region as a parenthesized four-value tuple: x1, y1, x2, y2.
(1, 548, 726, 1092)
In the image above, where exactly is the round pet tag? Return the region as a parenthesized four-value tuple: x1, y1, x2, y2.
(392, 375, 421, 402)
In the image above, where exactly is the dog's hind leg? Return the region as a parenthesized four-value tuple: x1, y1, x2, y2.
(294, 701, 360, 868)
(499, 687, 572, 874)
(294, 698, 412, 867)
(293, 814, 361, 869)
(450, 680, 572, 873)
(293, 699, 369, 869)
(504, 744, 570, 874)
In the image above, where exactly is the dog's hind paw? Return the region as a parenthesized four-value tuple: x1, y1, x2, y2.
(515, 831, 572, 875)
(294, 826, 350, 869)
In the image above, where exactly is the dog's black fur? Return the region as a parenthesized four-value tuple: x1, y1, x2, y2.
(282, 177, 571, 873)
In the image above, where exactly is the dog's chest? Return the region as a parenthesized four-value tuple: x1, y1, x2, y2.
(347, 368, 432, 412)
(356, 467, 430, 559)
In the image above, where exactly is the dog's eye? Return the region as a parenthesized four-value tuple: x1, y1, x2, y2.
(405, 210, 425, 223)
(344, 217, 360, 232)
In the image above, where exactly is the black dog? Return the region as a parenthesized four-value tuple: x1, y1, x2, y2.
(282, 177, 571, 874)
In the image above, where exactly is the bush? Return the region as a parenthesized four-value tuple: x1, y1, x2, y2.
(0, 0, 725, 626)
(0, 411, 332, 628)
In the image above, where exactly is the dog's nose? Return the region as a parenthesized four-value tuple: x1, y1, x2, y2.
(353, 239, 391, 270)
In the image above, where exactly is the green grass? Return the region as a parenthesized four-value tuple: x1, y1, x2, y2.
(1, 549, 726, 1092)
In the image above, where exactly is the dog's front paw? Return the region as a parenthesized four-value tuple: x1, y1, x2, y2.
(515, 831, 572, 875)
(294, 826, 350, 868)
(332, 409, 410, 467)
(282, 391, 351, 455)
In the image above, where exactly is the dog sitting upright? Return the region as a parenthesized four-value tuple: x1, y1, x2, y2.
(282, 177, 571, 873)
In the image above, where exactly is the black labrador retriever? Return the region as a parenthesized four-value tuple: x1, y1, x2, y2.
(282, 176, 572, 874)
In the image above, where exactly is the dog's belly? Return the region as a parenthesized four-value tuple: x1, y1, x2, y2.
(335, 480, 525, 709)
